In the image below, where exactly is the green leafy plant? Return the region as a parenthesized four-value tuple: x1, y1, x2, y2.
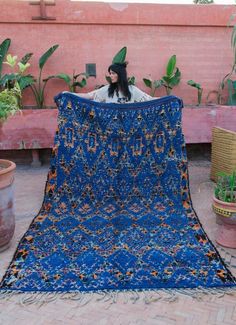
(112, 46, 127, 64)
(143, 77, 164, 97)
(0, 81, 21, 122)
(128, 76, 136, 86)
(0, 42, 32, 123)
(0, 39, 34, 92)
(1, 53, 34, 92)
(212, 25, 236, 105)
(143, 55, 181, 96)
(162, 55, 181, 95)
(187, 80, 203, 105)
(44, 71, 89, 92)
(30, 44, 59, 109)
(214, 171, 236, 203)
(0, 38, 11, 83)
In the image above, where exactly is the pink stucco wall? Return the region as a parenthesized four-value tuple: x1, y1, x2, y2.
(1, 0, 235, 106)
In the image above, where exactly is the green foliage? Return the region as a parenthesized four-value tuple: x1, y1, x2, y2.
(143, 55, 181, 96)
(20, 52, 33, 65)
(0, 82, 21, 122)
(0, 49, 33, 123)
(44, 71, 89, 92)
(162, 55, 181, 95)
(1, 54, 34, 91)
(39, 45, 59, 70)
(214, 171, 236, 203)
(215, 25, 236, 105)
(0, 38, 11, 79)
(187, 80, 203, 105)
(227, 79, 236, 105)
(128, 76, 136, 86)
(30, 44, 59, 108)
(112, 47, 127, 64)
(143, 77, 164, 97)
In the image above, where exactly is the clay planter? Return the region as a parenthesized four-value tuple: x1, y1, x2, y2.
(212, 196, 236, 248)
(0, 159, 16, 251)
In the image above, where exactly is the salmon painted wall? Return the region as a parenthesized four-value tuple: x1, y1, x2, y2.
(0, 0, 235, 106)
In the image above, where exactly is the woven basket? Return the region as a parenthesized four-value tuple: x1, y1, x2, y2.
(210, 127, 236, 181)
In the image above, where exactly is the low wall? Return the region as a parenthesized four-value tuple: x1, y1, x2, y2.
(1, 106, 236, 151)
(0, 0, 235, 106)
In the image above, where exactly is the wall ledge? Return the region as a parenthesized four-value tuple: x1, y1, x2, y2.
(1, 0, 235, 27)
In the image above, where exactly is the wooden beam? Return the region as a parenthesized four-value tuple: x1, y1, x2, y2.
(30, 0, 56, 21)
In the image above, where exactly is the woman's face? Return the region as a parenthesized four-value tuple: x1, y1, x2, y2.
(109, 70, 118, 83)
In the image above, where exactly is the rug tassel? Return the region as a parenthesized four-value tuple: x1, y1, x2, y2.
(144, 291, 152, 304)
(111, 291, 118, 303)
(1, 286, 236, 306)
(215, 244, 236, 268)
(130, 290, 139, 304)
(78, 292, 94, 307)
(38, 292, 58, 307)
(162, 290, 178, 303)
(123, 291, 129, 304)
(0, 290, 14, 301)
(20, 292, 43, 306)
(96, 291, 107, 302)
(60, 292, 83, 301)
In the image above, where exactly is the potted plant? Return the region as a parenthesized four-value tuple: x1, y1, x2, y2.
(0, 42, 28, 251)
(212, 171, 236, 248)
(0, 80, 19, 249)
(0, 81, 19, 250)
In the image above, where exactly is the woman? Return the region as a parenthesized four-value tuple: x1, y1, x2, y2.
(71, 62, 155, 103)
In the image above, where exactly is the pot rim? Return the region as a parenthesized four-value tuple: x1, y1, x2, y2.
(0, 159, 16, 176)
(213, 195, 236, 207)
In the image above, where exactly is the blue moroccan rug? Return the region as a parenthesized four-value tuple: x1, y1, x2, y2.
(0, 93, 235, 303)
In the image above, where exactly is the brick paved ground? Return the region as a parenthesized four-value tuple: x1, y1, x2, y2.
(0, 160, 235, 325)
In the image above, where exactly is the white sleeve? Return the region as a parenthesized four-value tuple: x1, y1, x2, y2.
(62, 90, 96, 100)
(63, 85, 109, 101)
(131, 86, 154, 102)
(87, 85, 109, 102)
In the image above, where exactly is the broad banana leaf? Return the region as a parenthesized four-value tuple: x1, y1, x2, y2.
(128, 76, 135, 85)
(39, 44, 59, 70)
(169, 68, 181, 87)
(74, 72, 89, 79)
(227, 79, 236, 105)
(20, 53, 33, 65)
(143, 78, 152, 88)
(166, 55, 176, 77)
(18, 75, 35, 90)
(153, 79, 164, 88)
(73, 78, 87, 88)
(45, 73, 71, 85)
(0, 38, 11, 78)
(112, 47, 127, 64)
(0, 73, 15, 87)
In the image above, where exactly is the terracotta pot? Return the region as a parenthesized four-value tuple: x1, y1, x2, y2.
(212, 196, 236, 248)
(0, 159, 16, 252)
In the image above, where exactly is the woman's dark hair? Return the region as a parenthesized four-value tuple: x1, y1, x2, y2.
(108, 62, 131, 101)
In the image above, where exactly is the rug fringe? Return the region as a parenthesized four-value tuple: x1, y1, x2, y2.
(0, 286, 235, 306)
(215, 244, 236, 269)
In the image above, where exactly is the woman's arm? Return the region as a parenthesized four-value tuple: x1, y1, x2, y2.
(68, 90, 96, 100)
(62, 86, 108, 102)
(131, 85, 159, 102)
